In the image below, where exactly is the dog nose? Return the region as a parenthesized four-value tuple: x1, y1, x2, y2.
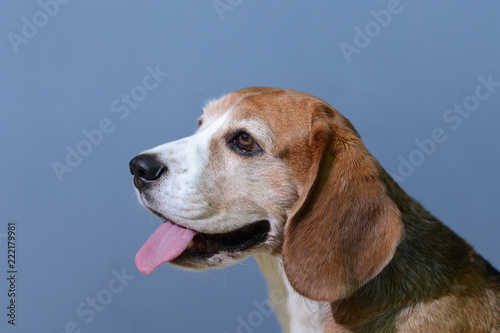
(129, 154, 166, 190)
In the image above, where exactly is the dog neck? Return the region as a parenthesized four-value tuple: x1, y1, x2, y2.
(254, 254, 329, 333)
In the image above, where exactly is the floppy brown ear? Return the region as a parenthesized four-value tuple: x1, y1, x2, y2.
(282, 105, 404, 302)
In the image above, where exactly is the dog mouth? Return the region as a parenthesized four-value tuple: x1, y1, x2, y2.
(147, 207, 270, 254)
(135, 207, 270, 275)
(182, 220, 270, 255)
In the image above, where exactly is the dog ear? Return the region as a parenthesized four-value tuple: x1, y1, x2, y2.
(282, 104, 404, 302)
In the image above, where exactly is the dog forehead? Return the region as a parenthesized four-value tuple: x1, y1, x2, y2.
(203, 88, 320, 138)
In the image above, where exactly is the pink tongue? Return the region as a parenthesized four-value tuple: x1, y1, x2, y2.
(135, 221, 196, 275)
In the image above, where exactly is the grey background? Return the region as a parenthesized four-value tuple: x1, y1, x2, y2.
(1, 1, 499, 332)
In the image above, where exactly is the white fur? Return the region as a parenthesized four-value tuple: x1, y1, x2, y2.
(255, 254, 328, 333)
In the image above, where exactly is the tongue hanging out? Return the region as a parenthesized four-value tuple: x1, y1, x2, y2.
(135, 221, 196, 275)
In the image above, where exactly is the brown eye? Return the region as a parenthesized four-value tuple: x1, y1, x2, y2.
(237, 132, 256, 149)
(228, 131, 263, 155)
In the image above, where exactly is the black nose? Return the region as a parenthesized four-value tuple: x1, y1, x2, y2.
(129, 154, 167, 190)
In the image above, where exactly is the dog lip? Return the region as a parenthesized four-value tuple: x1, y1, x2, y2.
(143, 205, 271, 255)
(146, 206, 170, 222)
(178, 220, 271, 258)
(146, 207, 271, 244)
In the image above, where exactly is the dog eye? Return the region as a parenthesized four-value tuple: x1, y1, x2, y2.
(229, 131, 263, 155)
(237, 133, 256, 149)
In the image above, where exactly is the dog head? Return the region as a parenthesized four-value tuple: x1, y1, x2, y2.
(130, 87, 403, 301)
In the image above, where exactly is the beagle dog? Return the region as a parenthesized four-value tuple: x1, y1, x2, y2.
(129, 87, 500, 332)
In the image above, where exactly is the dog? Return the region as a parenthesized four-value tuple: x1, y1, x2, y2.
(129, 87, 500, 332)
